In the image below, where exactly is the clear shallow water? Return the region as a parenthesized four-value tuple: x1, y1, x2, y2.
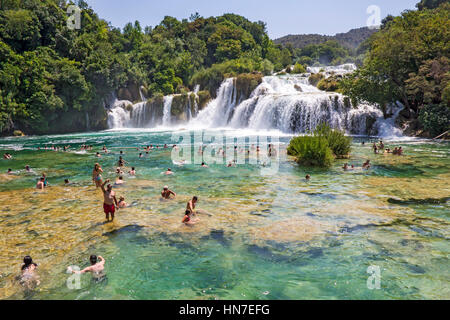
(0, 129, 449, 300)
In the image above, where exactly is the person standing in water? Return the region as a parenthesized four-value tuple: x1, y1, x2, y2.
(186, 196, 198, 215)
(101, 179, 118, 222)
(92, 163, 103, 188)
(161, 186, 176, 199)
(68, 255, 106, 282)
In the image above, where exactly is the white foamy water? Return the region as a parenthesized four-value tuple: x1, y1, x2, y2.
(106, 64, 403, 137)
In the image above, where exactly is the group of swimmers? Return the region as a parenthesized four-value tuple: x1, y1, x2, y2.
(372, 141, 404, 155)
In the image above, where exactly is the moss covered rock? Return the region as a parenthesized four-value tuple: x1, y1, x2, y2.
(13, 130, 25, 136)
(198, 91, 211, 110)
(234, 73, 263, 103)
(308, 73, 324, 86)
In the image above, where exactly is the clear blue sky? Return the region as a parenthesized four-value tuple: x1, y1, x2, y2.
(87, 0, 419, 39)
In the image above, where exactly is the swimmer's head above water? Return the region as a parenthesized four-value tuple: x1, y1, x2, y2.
(90, 255, 97, 265)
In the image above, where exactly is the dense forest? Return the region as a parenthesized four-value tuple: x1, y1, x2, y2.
(341, 0, 449, 137)
(0, 0, 292, 135)
(274, 27, 376, 50)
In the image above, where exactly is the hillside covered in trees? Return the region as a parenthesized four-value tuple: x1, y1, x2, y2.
(274, 27, 376, 50)
(0, 0, 293, 135)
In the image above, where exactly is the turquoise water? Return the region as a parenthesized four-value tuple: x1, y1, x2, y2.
(0, 129, 449, 300)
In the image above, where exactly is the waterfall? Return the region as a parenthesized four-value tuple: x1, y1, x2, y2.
(189, 78, 237, 128)
(162, 96, 174, 126)
(130, 102, 148, 127)
(105, 64, 402, 136)
(192, 74, 385, 135)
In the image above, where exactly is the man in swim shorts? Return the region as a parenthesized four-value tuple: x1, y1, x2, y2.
(161, 186, 176, 199)
(101, 179, 118, 222)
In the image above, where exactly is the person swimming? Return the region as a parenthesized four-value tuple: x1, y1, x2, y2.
(7, 168, 13, 174)
(96, 152, 101, 158)
(163, 168, 174, 175)
(129, 167, 136, 176)
(201, 162, 208, 168)
(36, 177, 45, 190)
(68, 255, 106, 282)
(343, 163, 349, 171)
(64, 179, 70, 185)
(115, 176, 124, 185)
(182, 209, 196, 225)
(20, 256, 40, 290)
(92, 163, 103, 188)
(118, 196, 127, 208)
(117, 156, 126, 167)
(363, 160, 371, 170)
(305, 174, 311, 181)
(161, 186, 176, 199)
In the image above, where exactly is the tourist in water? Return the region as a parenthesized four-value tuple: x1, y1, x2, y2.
(41, 173, 48, 187)
(385, 148, 392, 154)
(118, 196, 128, 208)
(343, 163, 349, 171)
(363, 160, 371, 170)
(305, 174, 311, 181)
(96, 152, 101, 158)
(164, 168, 174, 175)
(117, 156, 126, 167)
(36, 177, 45, 190)
(115, 176, 125, 185)
(101, 179, 118, 222)
(25, 165, 32, 173)
(92, 163, 103, 188)
(186, 196, 198, 215)
(182, 209, 197, 225)
(161, 186, 176, 199)
(64, 179, 70, 185)
(139, 153, 143, 158)
(393, 147, 399, 155)
(379, 141, 385, 150)
(268, 144, 277, 157)
(68, 255, 106, 282)
(372, 143, 378, 154)
(20, 256, 40, 290)
(201, 162, 208, 168)
(128, 167, 136, 176)
(398, 147, 403, 156)
(116, 167, 124, 175)
(102, 146, 108, 153)
(7, 168, 13, 174)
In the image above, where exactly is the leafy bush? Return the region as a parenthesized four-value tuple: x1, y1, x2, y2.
(317, 76, 342, 92)
(287, 135, 334, 168)
(314, 123, 352, 157)
(419, 104, 450, 136)
(287, 123, 352, 167)
(291, 62, 306, 74)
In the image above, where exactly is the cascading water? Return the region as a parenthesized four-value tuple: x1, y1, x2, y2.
(162, 96, 174, 126)
(106, 64, 402, 136)
(192, 73, 388, 135)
